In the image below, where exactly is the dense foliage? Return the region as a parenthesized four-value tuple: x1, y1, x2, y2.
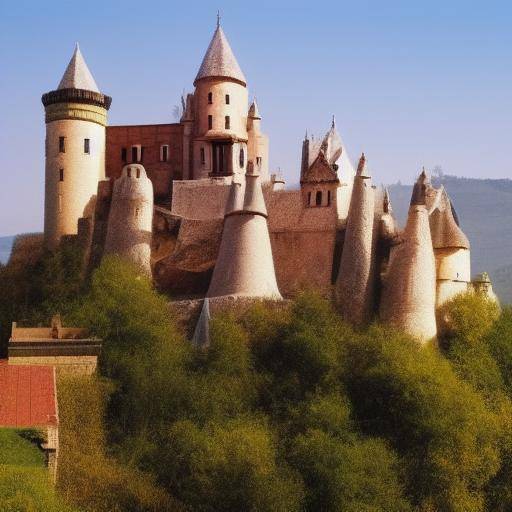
(2, 250, 512, 511)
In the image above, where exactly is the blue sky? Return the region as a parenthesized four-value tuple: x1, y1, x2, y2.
(1, 0, 511, 235)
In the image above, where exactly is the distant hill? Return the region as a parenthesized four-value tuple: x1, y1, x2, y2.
(0, 236, 14, 264)
(388, 175, 512, 303)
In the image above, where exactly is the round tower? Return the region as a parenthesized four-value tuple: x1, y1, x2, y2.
(247, 100, 270, 182)
(104, 164, 154, 275)
(191, 18, 249, 179)
(42, 44, 111, 249)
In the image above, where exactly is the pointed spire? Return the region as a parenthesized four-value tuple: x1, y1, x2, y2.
(248, 98, 261, 119)
(243, 161, 267, 216)
(331, 115, 336, 129)
(216, 10, 221, 28)
(411, 169, 428, 205)
(192, 298, 211, 348)
(194, 23, 246, 86)
(356, 153, 371, 178)
(58, 43, 100, 92)
(383, 187, 392, 213)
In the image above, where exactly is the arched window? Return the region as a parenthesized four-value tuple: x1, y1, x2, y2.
(208, 92, 212, 104)
(316, 191, 322, 206)
(239, 148, 244, 168)
(225, 116, 230, 129)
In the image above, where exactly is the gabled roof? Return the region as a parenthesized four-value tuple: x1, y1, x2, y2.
(58, 43, 100, 92)
(194, 25, 246, 86)
(0, 361, 57, 427)
(301, 149, 339, 184)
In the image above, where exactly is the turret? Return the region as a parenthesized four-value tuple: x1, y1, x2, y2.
(428, 186, 471, 306)
(206, 161, 281, 299)
(104, 164, 153, 275)
(247, 99, 270, 182)
(335, 154, 376, 325)
(191, 17, 249, 179)
(42, 44, 111, 249)
(380, 170, 437, 343)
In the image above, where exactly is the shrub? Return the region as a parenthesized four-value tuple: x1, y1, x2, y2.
(342, 324, 501, 511)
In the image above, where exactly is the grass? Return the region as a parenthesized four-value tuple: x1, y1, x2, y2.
(0, 429, 45, 467)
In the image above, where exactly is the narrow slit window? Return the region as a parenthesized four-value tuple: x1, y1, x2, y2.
(140, 147, 145, 163)
(59, 168, 64, 182)
(316, 190, 322, 206)
(200, 147, 206, 165)
(121, 148, 127, 162)
(327, 190, 331, 206)
(239, 148, 244, 168)
(160, 145, 169, 162)
(84, 138, 90, 154)
(131, 146, 138, 162)
(225, 116, 230, 129)
(256, 156, 262, 167)
(225, 94, 230, 104)
(136, 168, 140, 178)
(208, 115, 213, 130)
(59, 136, 65, 153)
(208, 92, 213, 104)
(307, 192, 312, 206)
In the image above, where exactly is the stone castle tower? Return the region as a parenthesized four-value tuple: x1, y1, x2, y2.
(183, 19, 269, 182)
(41, 44, 111, 249)
(104, 164, 154, 275)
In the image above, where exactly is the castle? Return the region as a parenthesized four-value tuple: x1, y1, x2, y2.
(41, 20, 494, 342)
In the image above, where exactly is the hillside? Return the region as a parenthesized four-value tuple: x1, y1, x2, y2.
(0, 236, 14, 264)
(388, 175, 512, 304)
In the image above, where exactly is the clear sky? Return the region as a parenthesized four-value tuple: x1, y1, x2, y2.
(1, 0, 511, 235)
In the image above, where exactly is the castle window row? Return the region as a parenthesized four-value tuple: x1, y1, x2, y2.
(56, 137, 91, 154)
(207, 92, 230, 105)
(120, 145, 170, 163)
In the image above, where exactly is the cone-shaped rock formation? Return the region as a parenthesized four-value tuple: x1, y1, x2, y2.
(335, 153, 376, 325)
(380, 171, 437, 343)
(206, 162, 281, 299)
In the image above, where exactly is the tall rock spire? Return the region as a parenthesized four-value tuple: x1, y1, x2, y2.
(380, 171, 437, 343)
(58, 43, 100, 92)
(335, 153, 376, 325)
(206, 161, 281, 300)
(194, 22, 246, 86)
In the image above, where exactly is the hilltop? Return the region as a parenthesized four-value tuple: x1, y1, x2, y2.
(388, 174, 512, 303)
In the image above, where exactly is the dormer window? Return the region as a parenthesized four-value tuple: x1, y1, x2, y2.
(225, 94, 230, 104)
(208, 92, 213, 104)
(225, 116, 230, 129)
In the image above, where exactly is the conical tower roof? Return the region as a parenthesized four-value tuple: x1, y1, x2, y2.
(194, 23, 246, 86)
(248, 99, 261, 119)
(58, 43, 100, 92)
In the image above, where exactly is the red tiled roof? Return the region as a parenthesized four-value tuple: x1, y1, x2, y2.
(0, 360, 57, 427)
